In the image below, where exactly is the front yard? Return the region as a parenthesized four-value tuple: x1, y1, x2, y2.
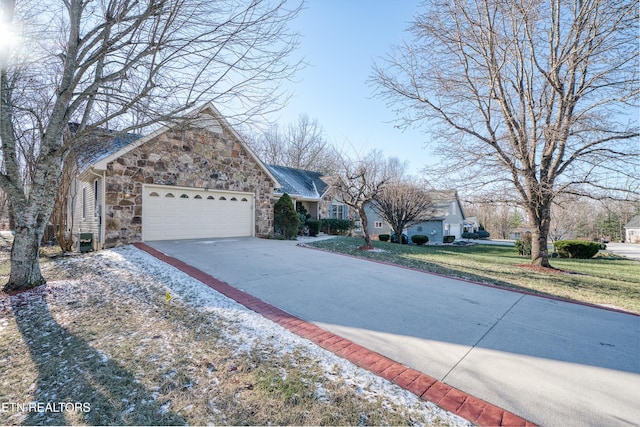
(306, 237, 640, 315)
(0, 240, 470, 426)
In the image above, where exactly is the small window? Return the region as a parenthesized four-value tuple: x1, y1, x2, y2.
(94, 180, 99, 217)
(82, 187, 87, 220)
(149, 192, 160, 197)
(207, 195, 215, 200)
(219, 196, 226, 200)
(230, 197, 237, 201)
(194, 195, 202, 199)
(241, 197, 248, 202)
(180, 194, 189, 198)
(374, 221, 383, 229)
(165, 193, 175, 198)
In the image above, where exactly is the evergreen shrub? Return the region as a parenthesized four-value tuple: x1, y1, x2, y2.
(411, 235, 429, 245)
(554, 240, 600, 259)
(307, 220, 321, 237)
(477, 230, 490, 239)
(274, 193, 299, 240)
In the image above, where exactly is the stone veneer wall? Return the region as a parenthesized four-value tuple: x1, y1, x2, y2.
(102, 125, 275, 247)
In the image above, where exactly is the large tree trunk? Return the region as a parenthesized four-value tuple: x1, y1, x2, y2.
(3, 156, 62, 292)
(6, 225, 46, 291)
(529, 201, 552, 268)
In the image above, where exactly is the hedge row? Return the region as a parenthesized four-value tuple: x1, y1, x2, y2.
(554, 240, 601, 259)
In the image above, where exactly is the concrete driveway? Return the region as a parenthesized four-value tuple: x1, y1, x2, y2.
(147, 237, 640, 427)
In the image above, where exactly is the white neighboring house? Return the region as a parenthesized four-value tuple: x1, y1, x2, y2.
(624, 215, 640, 243)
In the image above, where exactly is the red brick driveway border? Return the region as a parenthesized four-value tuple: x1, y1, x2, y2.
(134, 242, 536, 427)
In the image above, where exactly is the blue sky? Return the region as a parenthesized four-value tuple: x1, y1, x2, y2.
(270, 0, 432, 175)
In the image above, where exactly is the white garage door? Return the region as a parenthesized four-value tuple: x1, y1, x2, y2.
(142, 185, 254, 241)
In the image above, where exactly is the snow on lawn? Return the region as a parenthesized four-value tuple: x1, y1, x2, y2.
(0, 245, 472, 426)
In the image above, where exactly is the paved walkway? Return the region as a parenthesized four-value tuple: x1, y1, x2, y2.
(139, 238, 640, 427)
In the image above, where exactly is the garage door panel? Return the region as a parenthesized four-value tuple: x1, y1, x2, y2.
(142, 185, 253, 241)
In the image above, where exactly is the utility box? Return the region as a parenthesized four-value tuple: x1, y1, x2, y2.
(79, 233, 94, 253)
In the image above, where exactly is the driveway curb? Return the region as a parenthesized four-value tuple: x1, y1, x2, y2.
(134, 242, 536, 427)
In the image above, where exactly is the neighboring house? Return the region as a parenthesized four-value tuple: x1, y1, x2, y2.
(69, 102, 280, 249)
(463, 216, 480, 233)
(366, 189, 467, 243)
(508, 227, 532, 241)
(624, 215, 640, 243)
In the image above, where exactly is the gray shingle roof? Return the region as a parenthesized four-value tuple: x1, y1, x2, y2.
(74, 126, 142, 172)
(265, 164, 328, 199)
(625, 215, 640, 229)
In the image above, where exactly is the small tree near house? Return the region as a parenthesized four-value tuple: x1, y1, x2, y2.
(274, 193, 299, 240)
(371, 180, 434, 244)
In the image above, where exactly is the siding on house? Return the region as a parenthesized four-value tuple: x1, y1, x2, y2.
(71, 177, 102, 250)
(625, 215, 640, 243)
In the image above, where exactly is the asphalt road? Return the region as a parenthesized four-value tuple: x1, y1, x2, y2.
(148, 237, 640, 426)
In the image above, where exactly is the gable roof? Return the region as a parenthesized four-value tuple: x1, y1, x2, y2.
(78, 102, 279, 186)
(625, 215, 640, 229)
(265, 164, 329, 200)
(427, 190, 465, 220)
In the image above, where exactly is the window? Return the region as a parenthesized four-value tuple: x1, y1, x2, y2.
(165, 193, 175, 198)
(94, 180, 99, 217)
(149, 192, 160, 197)
(331, 204, 346, 219)
(82, 187, 87, 220)
(374, 221, 383, 229)
(180, 194, 189, 198)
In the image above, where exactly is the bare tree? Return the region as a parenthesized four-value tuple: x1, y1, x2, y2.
(246, 114, 342, 173)
(332, 150, 393, 249)
(371, 180, 434, 242)
(373, 0, 639, 267)
(0, 0, 302, 290)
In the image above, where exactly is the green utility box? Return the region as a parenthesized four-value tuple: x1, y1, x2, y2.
(79, 233, 93, 253)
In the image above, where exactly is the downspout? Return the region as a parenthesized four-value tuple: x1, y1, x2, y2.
(87, 168, 105, 250)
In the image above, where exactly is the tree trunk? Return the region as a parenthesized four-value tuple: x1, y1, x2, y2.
(5, 226, 46, 291)
(358, 205, 374, 249)
(529, 204, 552, 268)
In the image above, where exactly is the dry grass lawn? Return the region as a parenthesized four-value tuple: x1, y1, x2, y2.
(0, 238, 468, 426)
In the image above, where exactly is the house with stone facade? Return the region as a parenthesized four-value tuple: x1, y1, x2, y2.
(69, 103, 280, 249)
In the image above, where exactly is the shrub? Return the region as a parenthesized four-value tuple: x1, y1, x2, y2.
(515, 232, 532, 257)
(462, 232, 479, 240)
(321, 218, 354, 235)
(476, 230, 490, 239)
(411, 235, 429, 245)
(443, 235, 455, 244)
(378, 234, 390, 242)
(554, 240, 600, 259)
(306, 220, 321, 237)
(391, 233, 408, 244)
(274, 193, 300, 240)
